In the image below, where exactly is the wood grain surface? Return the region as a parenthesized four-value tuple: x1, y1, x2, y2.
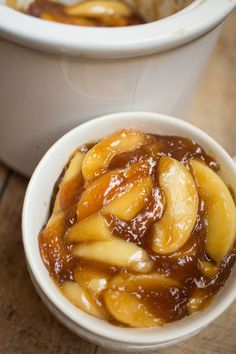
(0, 10, 235, 354)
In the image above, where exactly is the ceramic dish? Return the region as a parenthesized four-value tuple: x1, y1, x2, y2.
(22, 111, 236, 351)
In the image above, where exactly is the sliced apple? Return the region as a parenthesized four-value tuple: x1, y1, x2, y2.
(187, 291, 211, 315)
(108, 273, 179, 292)
(77, 159, 154, 221)
(82, 130, 152, 182)
(151, 156, 199, 254)
(46, 210, 65, 228)
(39, 211, 67, 277)
(187, 295, 204, 315)
(53, 150, 84, 212)
(124, 158, 156, 180)
(66, 213, 112, 243)
(103, 289, 162, 327)
(72, 238, 153, 273)
(62, 150, 84, 183)
(190, 159, 236, 262)
(77, 169, 124, 220)
(74, 264, 111, 319)
(198, 260, 218, 278)
(62, 281, 102, 318)
(104, 177, 153, 221)
(64, 0, 132, 18)
(74, 264, 110, 296)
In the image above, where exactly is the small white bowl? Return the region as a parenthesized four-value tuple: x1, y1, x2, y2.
(22, 112, 236, 351)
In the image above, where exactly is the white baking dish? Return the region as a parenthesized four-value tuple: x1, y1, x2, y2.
(22, 112, 236, 351)
(0, 0, 235, 176)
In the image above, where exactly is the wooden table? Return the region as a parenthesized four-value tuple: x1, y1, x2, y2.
(0, 12, 236, 354)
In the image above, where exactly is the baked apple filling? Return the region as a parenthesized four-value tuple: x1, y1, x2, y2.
(39, 129, 236, 327)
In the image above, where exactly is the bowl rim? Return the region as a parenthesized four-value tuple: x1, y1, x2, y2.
(0, 0, 235, 58)
(22, 111, 236, 345)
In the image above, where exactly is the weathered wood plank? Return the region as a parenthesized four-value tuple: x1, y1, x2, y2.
(0, 173, 95, 354)
(0, 162, 9, 197)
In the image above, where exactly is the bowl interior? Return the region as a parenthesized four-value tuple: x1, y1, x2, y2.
(22, 112, 236, 345)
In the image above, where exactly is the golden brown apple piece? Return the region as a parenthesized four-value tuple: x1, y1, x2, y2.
(66, 213, 113, 243)
(123, 158, 155, 180)
(187, 291, 211, 315)
(198, 260, 218, 278)
(104, 177, 153, 221)
(76, 169, 124, 220)
(103, 289, 162, 327)
(72, 238, 153, 273)
(64, 0, 132, 18)
(62, 281, 103, 318)
(151, 156, 198, 254)
(77, 158, 153, 221)
(82, 129, 152, 182)
(108, 273, 179, 292)
(74, 264, 111, 297)
(53, 150, 84, 212)
(39, 210, 78, 282)
(74, 264, 111, 319)
(190, 159, 236, 262)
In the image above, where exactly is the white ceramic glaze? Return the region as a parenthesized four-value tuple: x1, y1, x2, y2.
(22, 112, 236, 351)
(0, 0, 235, 176)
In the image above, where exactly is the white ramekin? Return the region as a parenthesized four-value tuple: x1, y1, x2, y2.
(22, 111, 236, 351)
(1, 0, 236, 176)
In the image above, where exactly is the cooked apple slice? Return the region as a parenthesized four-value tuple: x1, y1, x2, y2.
(74, 264, 110, 297)
(190, 159, 236, 262)
(82, 130, 151, 182)
(187, 294, 204, 315)
(151, 156, 199, 254)
(187, 291, 211, 315)
(53, 150, 84, 212)
(77, 169, 124, 220)
(108, 273, 179, 292)
(62, 150, 84, 183)
(74, 264, 111, 319)
(66, 213, 112, 243)
(72, 238, 153, 273)
(124, 158, 156, 180)
(77, 159, 154, 221)
(39, 211, 68, 280)
(103, 289, 162, 327)
(64, 0, 132, 18)
(198, 260, 218, 278)
(104, 177, 152, 221)
(46, 210, 64, 228)
(62, 281, 103, 318)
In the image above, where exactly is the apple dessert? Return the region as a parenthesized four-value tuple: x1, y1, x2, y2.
(27, 0, 145, 27)
(39, 129, 236, 327)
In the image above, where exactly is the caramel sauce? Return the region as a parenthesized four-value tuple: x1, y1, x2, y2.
(27, 0, 145, 27)
(39, 134, 236, 324)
